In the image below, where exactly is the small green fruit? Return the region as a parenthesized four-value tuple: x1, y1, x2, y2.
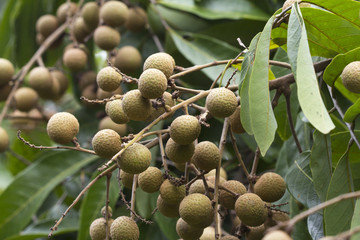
(118, 143, 151, 174)
(92, 129, 122, 159)
(206, 87, 237, 118)
(341, 61, 360, 93)
(121, 89, 151, 121)
(94, 26, 120, 51)
(96, 66, 122, 92)
(170, 115, 201, 145)
(110, 216, 139, 240)
(47, 112, 79, 144)
(192, 141, 220, 171)
(138, 166, 163, 193)
(100, 1, 129, 27)
(254, 172, 286, 202)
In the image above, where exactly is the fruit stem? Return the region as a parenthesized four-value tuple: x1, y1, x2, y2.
(158, 133, 169, 171)
(229, 129, 251, 181)
(130, 174, 138, 220)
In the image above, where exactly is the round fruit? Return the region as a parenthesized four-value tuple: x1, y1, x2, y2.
(262, 230, 292, 240)
(254, 172, 286, 202)
(138, 68, 168, 99)
(105, 99, 129, 124)
(28, 67, 53, 94)
(176, 218, 203, 240)
(206, 87, 237, 118)
(138, 166, 163, 193)
(92, 129, 122, 159)
(120, 170, 135, 189)
(101, 206, 113, 218)
(0, 83, 12, 101)
(199, 227, 215, 240)
(97, 86, 122, 99)
(81, 2, 99, 30)
(234, 193, 267, 227)
(94, 26, 120, 50)
(96, 66, 122, 92)
(174, 162, 186, 172)
(219, 180, 246, 209)
(118, 143, 151, 174)
(156, 195, 180, 218)
(81, 84, 97, 107)
(73, 17, 90, 43)
(188, 179, 215, 199)
(159, 179, 186, 205)
(165, 138, 194, 164)
(110, 216, 139, 240)
(146, 91, 175, 121)
(0, 127, 9, 153)
(50, 70, 68, 96)
(143, 52, 175, 78)
(89, 217, 114, 240)
(229, 106, 245, 134)
(63, 48, 87, 71)
(47, 112, 79, 144)
(0, 58, 14, 86)
(100, 1, 129, 27)
(36, 14, 58, 37)
(341, 61, 360, 93)
(192, 141, 220, 171)
(169, 115, 201, 145)
(121, 89, 151, 121)
(79, 71, 97, 91)
(265, 210, 290, 228)
(57, 2, 77, 23)
(179, 193, 214, 228)
(125, 7, 147, 32)
(246, 224, 265, 240)
(99, 116, 127, 136)
(221, 236, 239, 240)
(14, 87, 38, 112)
(205, 168, 228, 180)
(114, 46, 142, 74)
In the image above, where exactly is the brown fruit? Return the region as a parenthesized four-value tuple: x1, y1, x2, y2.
(254, 172, 286, 202)
(165, 138, 195, 164)
(89, 217, 114, 240)
(96, 66, 122, 92)
(81, 2, 99, 30)
(92, 129, 122, 159)
(36, 14, 58, 37)
(169, 115, 201, 145)
(0, 58, 14, 86)
(100, 1, 129, 27)
(234, 193, 267, 227)
(57, 2, 77, 23)
(50, 70, 68, 97)
(28, 67, 53, 95)
(156, 195, 180, 218)
(159, 179, 186, 205)
(14, 87, 38, 112)
(47, 112, 79, 144)
(114, 46, 142, 74)
(99, 116, 127, 136)
(0, 127, 9, 153)
(110, 216, 139, 240)
(192, 141, 220, 171)
(94, 26, 121, 50)
(219, 180, 246, 209)
(63, 48, 87, 71)
(245, 224, 265, 240)
(105, 99, 129, 124)
(125, 7, 147, 32)
(176, 218, 204, 240)
(118, 143, 151, 174)
(138, 166, 163, 193)
(72, 17, 91, 43)
(262, 230, 292, 240)
(143, 52, 175, 78)
(121, 89, 151, 121)
(0, 83, 12, 101)
(138, 68, 168, 99)
(79, 71, 97, 91)
(205, 87, 237, 118)
(229, 106, 245, 134)
(120, 170, 135, 189)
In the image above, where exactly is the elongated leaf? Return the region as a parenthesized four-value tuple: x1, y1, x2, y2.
(310, 131, 332, 202)
(350, 199, 360, 240)
(290, 196, 313, 240)
(308, 213, 324, 240)
(287, 3, 335, 134)
(324, 149, 355, 235)
(0, 151, 97, 239)
(344, 98, 360, 123)
(158, 0, 269, 21)
(331, 131, 360, 164)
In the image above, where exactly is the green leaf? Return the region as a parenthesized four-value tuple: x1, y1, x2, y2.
(310, 131, 332, 202)
(287, 3, 335, 134)
(158, 0, 269, 21)
(331, 131, 360, 165)
(0, 156, 13, 194)
(289, 197, 313, 240)
(324, 148, 355, 236)
(350, 199, 360, 240)
(307, 213, 324, 240)
(344, 98, 360, 123)
(0, 151, 97, 239)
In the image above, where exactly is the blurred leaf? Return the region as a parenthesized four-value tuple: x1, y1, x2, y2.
(287, 3, 334, 134)
(158, 0, 269, 21)
(136, 188, 156, 219)
(307, 213, 324, 240)
(290, 196, 313, 240)
(0, 151, 97, 239)
(350, 199, 360, 240)
(344, 98, 360, 123)
(331, 131, 360, 165)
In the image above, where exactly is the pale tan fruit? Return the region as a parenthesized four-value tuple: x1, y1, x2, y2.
(120, 170, 135, 189)
(89, 217, 114, 240)
(0, 127, 9, 153)
(118, 143, 151, 174)
(0, 83, 12, 101)
(63, 48, 87, 71)
(121, 89, 151, 121)
(219, 180, 246, 209)
(0, 58, 14, 86)
(234, 193, 267, 227)
(79, 71, 97, 91)
(47, 112, 79, 144)
(265, 210, 290, 228)
(57, 2, 77, 23)
(159, 179, 186, 205)
(246, 224, 265, 240)
(188, 179, 214, 199)
(10, 110, 28, 128)
(114, 46, 142, 74)
(205, 168, 228, 180)
(125, 7, 147, 32)
(229, 106, 245, 134)
(64, 43, 89, 55)
(138, 166, 163, 193)
(99, 116, 127, 136)
(206, 175, 226, 186)
(50, 70, 68, 96)
(206, 87, 237, 118)
(14, 87, 38, 112)
(94, 26, 120, 50)
(221, 236, 238, 240)
(73, 17, 91, 43)
(156, 195, 180, 218)
(165, 138, 194, 164)
(262, 230, 292, 240)
(176, 218, 204, 240)
(174, 162, 186, 172)
(179, 193, 214, 228)
(105, 99, 129, 124)
(38, 76, 61, 100)
(143, 52, 175, 78)
(101, 206, 113, 218)
(192, 141, 220, 171)
(147, 92, 175, 121)
(28, 67, 53, 95)
(100, 1, 129, 27)
(92, 129, 122, 159)
(199, 226, 215, 240)
(138, 68, 167, 99)
(96, 66, 122, 92)
(254, 172, 286, 202)
(341, 61, 360, 93)
(36, 14, 58, 37)
(110, 216, 139, 240)
(170, 115, 201, 145)
(81, 2, 99, 30)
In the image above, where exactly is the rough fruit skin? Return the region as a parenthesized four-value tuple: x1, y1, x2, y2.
(73, 17, 91, 43)
(36, 14, 58, 37)
(47, 112, 79, 144)
(0, 127, 9, 153)
(229, 106, 245, 134)
(125, 7, 147, 32)
(110, 216, 139, 240)
(165, 138, 195, 164)
(14, 87, 39, 112)
(205, 168, 228, 180)
(121, 89, 151, 121)
(219, 180, 246, 209)
(118, 143, 151, 174)
(57, 2, 77, 23)
(99, 116, 127, 136)
(262, 230, 292, 240)
(200, 227, 215, 240)
(176, 218, 204, 240)
(147, 92, 175, 121)
(206, 87, 237, 118)
(89, 217, 113, 240)
(114, 46, 142, 74)
(138, 68, 168, 99)
(254, 172, 286, 202)
(81, 2, 99, 30)
(96, 66, 122, 92)
(341, 61, 360, 93)
(221, 236, 239, 240)
(101, 206, 113, 218)
(0, 58, 14, 86)
(94, 26, 120, 50)
(120, 170, 134, 189)
(170, 115, 201, 145)
(159, 179, 186, 205)
(105, 99, 129, 124)
(143, 52, 175, 78)
(192, 141, 220, 171)
(50, 70, 68, 96)
(92, 129, 122, 159)
(156, 195, 180, 218)
(235, 193, 267, 227)
(63, 48, 87, 71)
(245, 224, 265, 240)
(138, 166, 163, 193)
(100, 1, 129, 27)
(28, 67, 53, 94)
(179, 193, 214, 228)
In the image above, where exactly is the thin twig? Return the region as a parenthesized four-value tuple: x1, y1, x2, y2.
(229, 129, 251, 179)
(284, 90, 302, 153)
(130, 174, 138, 220)
(158, 133, 169, 171)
